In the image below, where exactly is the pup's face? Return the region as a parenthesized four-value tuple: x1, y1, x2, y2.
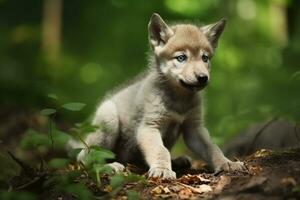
(148, 13, 226, 92)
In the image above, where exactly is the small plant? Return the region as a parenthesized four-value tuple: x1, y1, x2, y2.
(15, 94, 145, 199)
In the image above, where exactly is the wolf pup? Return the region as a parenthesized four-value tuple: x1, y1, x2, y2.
(74, 13, 245, 179)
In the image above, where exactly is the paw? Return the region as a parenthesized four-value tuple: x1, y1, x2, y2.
(215, 159, 246, 172)
(148, 167, 176, 179)
(77, 149, 88, 163)
(172, 155, 192, 170)
(106, 162, 125, 173)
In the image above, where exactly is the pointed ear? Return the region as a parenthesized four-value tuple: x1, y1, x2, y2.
(148, 13, 174, 49)
(201, 18, 226, 49)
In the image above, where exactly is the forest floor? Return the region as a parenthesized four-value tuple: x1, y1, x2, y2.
(6, 148, 300, 200)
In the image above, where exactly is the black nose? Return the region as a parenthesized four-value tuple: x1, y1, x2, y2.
(196, 74, 208, 85)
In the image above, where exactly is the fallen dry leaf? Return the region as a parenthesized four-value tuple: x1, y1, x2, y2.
(169, 184, 184, 192)
(178, 174, 211, 185)
(151, 185, 163, 195)
(151, 185, 171, 195)
(281, 177, 297, 186)
(103, 185, 112, 193)
(252, 149, 273, 158)
(197, 184, 213, 193)
(214, 175, 231, 194)
(177, 182, 212, 194)
(178, 187, 193, 199)
(162, 186, 171, 193)
(248, 165, 263, 175)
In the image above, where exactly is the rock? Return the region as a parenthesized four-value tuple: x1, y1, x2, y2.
(223, 118, 300, 157)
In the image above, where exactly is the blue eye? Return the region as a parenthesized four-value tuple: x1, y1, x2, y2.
(202, 54, 209, 63)
(175, 54, 187, 62)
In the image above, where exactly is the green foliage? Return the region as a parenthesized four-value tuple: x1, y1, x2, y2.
(71, 122, 99, 138)
(68, 148, 83, 160)
(44, 171, 92, 200)
(51, 129, 72, 149)
(0, 191, 37, 200)
(20, 128, 71, 150)
(93, 164, 113, 186)
(291, 71, 300, 80)
(1, 0, 299, 146)
(47, 94, 58, 100)
(124, 174, 146, 183)
(110, 174, 145, 196)
(62, 103, 86, 111)
(84, 146, 115, 167)
(48, 158, 70, 169)
(126, 190, 140, 200)
(17, 99, 146, 199)
(292, 185, 300, 193)
(110, 174, 125, 190)
(20, 129, 51, 150)
(64, 183, 93, 200)
(40, 108, 57, 116)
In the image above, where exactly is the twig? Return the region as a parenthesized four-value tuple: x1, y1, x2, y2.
(15, 177, 40, 190)
(75, 132, 90, 152)
(7, 151, 34, 175)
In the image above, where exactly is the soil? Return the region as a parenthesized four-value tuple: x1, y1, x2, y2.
(6, 148, 300, 200)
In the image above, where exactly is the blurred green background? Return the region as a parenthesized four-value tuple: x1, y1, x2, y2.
(0, 0, 300, 146)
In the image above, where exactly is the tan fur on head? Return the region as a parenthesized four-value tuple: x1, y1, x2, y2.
(161, 25, 213, 58)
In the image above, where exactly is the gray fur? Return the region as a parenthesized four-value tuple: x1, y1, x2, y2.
(71, 13, 245, 179)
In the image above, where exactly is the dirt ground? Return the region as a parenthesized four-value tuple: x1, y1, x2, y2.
(118, 148, 300, 200)
(6, 148, 300, 200)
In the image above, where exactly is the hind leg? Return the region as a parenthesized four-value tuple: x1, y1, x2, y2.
(77, 101, 124, 171)
(172, 155, 192, 170)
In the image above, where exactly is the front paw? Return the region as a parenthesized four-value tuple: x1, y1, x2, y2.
(215, 159, 246, 172)
(106, 162, 125, 173)
(148, 167, 176, 179)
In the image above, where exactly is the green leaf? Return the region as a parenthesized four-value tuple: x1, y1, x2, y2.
(291, 70, 300, 80)
(125, 174, 146, 182)
(74, 122, 99, 134)
(90, 145, 115, 158)
(47, 94, 58, 100)
(127, 190, 139, 200)
(65, 183, 93, 200)
(62, 102, 86, 111)
(52, 129, 72, 149)
(40, 108, 57, 116)
(68, 148, 83, 159)
(84, 148, 115, 166)
(93, 164, 101, 186)
(94, 164, 113, 174)
(110, 174, 125, 190)
(0, 191, 37, 200)
(20, 129, 51, 150)
(48, 158, 70, 169)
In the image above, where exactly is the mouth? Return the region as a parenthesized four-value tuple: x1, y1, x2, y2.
(179, 80, 208, 91)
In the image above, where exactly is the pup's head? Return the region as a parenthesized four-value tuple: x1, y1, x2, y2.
(148, 13, 226, 92)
